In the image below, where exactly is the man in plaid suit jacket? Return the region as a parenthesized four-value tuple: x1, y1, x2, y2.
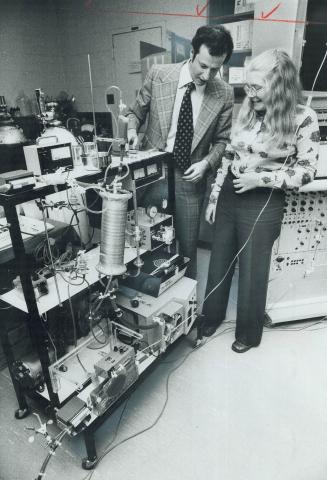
(127, 26, 234, 279)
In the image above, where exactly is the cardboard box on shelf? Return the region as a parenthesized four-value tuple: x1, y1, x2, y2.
(224, 20, 253, 51)
(229, 67, 246, 84)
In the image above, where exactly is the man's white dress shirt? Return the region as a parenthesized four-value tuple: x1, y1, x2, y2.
(166, 61, 205, 153)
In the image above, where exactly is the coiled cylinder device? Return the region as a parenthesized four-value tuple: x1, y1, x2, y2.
(96, 188, 132, 276)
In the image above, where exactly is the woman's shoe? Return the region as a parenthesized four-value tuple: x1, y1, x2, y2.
(231, 340, 253, 353)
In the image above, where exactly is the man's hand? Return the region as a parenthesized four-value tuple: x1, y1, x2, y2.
(127, 128, 139, 149)
(233, 172, 260, 193)
(182, 159, 209, 183)
(205, 203, 216, 224)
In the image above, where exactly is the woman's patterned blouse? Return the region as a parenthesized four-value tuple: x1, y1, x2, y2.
(209, 104, 320, 206)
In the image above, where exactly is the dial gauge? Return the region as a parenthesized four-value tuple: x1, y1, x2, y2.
(146, 205, 158, 218)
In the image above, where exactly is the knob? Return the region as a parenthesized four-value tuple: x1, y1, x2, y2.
(130, 299, 139, 308)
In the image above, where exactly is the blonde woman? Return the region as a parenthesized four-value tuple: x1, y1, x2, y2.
(202, 49, 320, 352)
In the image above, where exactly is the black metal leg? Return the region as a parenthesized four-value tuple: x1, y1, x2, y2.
(196, 314, 206, 344)
(10, 375, 28, 413)
(0, 319, 30, 417)
(82, 428, 98, 470)
(11, 372, 30, 419)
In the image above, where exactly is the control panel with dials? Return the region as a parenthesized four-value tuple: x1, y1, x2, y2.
(130, 159, 163, 187)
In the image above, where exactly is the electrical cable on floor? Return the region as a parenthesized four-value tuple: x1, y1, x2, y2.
(14, 312, 327, 480)
(81, 324, 234, 479)
(34, 428, 70, 480)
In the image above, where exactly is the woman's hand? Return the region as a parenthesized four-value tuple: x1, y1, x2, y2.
(205, 203, 216, 224)
(233, 172, 260, 193)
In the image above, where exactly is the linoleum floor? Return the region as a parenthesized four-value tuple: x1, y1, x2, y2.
(1, 248, 327, 480)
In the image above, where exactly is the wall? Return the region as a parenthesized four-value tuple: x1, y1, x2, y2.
(0, 0, 66, 110)
(56, 0, 207, 112)
(252, 0, 307, 69)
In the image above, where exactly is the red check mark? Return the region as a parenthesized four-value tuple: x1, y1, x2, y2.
(196, 1, 209, 17)
(260, 2, 281, 19)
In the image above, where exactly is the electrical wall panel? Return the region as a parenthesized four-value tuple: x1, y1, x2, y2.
(266, 189, 327, 324)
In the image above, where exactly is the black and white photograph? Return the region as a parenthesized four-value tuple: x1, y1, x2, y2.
(0, 1, 327, 479)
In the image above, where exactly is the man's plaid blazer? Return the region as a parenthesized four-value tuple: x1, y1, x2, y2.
(126, 61, 234, 172)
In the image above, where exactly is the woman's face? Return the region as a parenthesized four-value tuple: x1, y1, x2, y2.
(244, 70, 268, 112)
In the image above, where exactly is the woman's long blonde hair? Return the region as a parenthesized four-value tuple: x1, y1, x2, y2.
(235, 49, 304, 146)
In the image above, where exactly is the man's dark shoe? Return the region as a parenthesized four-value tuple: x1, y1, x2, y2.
(231, 340, 254, 353)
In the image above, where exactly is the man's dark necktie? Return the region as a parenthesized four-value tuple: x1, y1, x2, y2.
(173, 82, 195, 172)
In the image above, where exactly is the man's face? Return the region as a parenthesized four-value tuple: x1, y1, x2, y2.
(189, 44, 227, 86)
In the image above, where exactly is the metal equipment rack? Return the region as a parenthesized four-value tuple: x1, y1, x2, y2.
(0, 152, 181, 469)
